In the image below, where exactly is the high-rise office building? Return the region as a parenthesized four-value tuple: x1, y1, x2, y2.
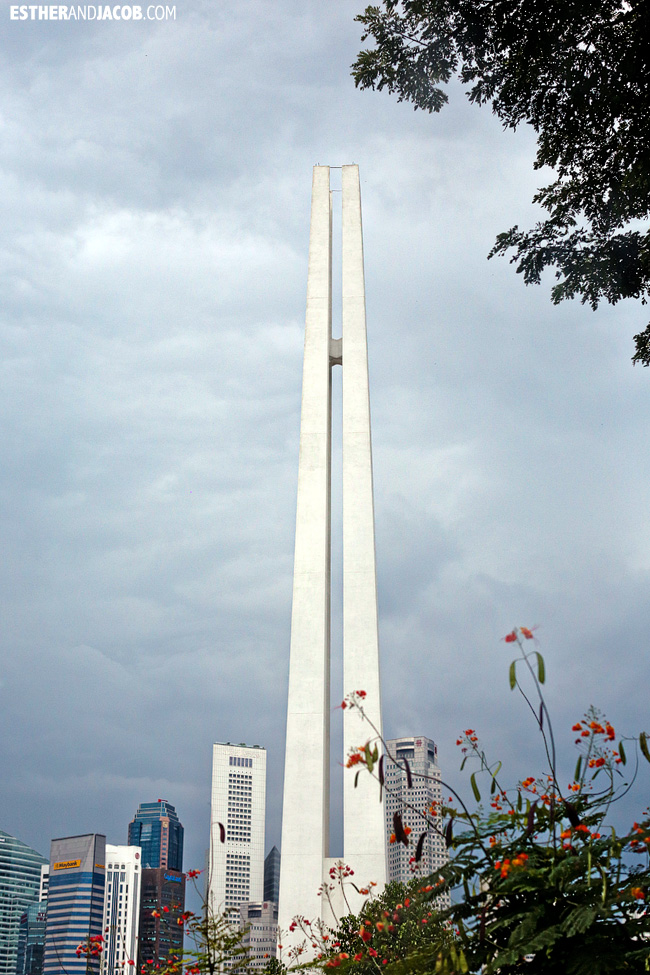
(42, 834, 106, 975)
(239, 901, 277, 969)
(101, 845, 142, 974)
(128, 801, 185, 970)
(0, 829, 48, 975)
(127, 801, 183, 871)
(384, 737, 448, 885)
(15, 902, 47, 975)
(207, 743, 266, 918)
(263, 847, 280, 905)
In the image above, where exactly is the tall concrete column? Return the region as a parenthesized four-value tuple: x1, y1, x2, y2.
(341, 164, 385, 884)
(278, 166, 333, 935)
(278, 165, 386, 952)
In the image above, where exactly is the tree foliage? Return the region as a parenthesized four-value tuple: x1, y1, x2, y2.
(352, 0, 650, 364)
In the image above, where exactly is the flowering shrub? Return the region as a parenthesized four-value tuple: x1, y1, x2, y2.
(305, 629, 650, 975)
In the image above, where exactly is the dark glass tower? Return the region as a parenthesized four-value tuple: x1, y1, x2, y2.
(128, 801, 185, 970)
(16, 901, 47, 975)
(128, 800, 183, 870)
(263, 846, 280, 904)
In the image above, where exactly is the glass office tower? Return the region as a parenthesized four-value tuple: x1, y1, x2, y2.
(15, 902, 48, 975)
(0, 829, 48, 975)
(128, 800, 183, 871)
(128, 801, 184, 970)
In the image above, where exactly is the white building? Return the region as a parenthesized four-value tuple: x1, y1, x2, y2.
(239, 901, 277, 969)
(102, 845, 142, 973)
(384, 737, 448, 884)
(208, 743, 266, 919)
(39, 864, 49, 901)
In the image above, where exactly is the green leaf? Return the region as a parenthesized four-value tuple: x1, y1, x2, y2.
(509, 659, 517, 690)
(517, 790, 523, 811)
(618, 740, 627, 765)
(640, 732, 650, 764)
(534, 650, 546, 684)
(574, 756, 582, 781)
(470, 772, 481, 802)
(561, 905, 597, 936)
(490, 776, 497, 795)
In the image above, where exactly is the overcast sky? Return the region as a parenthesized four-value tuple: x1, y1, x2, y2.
(1, 0, 649, 887)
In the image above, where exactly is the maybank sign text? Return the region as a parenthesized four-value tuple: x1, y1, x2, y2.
(53, 859, 81, 871)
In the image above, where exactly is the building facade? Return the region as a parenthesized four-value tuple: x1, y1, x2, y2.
(128, 801, 185, 970)
(38, 865, 49, 903)
(263, 847, 280, 905)
(207, 743, 266, 918)
(239, 901, 277, 969)
(42, 834, 106, 975)
(15, 901, 47, 975)
(127, 801, 183, 871)
(0, 829, 48, 975)
(101, 845, 142, 974)
(384, 737, 448, 884)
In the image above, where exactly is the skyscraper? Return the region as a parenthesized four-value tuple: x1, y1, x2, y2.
(128, 801, 183, 871)
(384, 737, 448, 885)
(15, 902, 47, 975)
(101, 845, 142, 974)
(263, 847, 280, 905)
(128, 801, 185, 971)
(279, 165, 386, 943)
(42, 834, 106, 975)
(0, 829, 48, 975)
(207, 743, 266, 919)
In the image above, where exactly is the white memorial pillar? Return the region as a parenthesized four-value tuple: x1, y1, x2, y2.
(341, 164, 385, 886)
(278, 166, 385, 952)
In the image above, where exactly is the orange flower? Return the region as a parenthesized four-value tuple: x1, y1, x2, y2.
(346, 753, 364, 768)
(631, 887, 645, 900)
(504, 630, 517, 642)
(520, 627, 534, 640)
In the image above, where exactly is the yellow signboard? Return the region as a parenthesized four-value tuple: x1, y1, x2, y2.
(53, 859, 81, 871)
(95, 864, 105, 870)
